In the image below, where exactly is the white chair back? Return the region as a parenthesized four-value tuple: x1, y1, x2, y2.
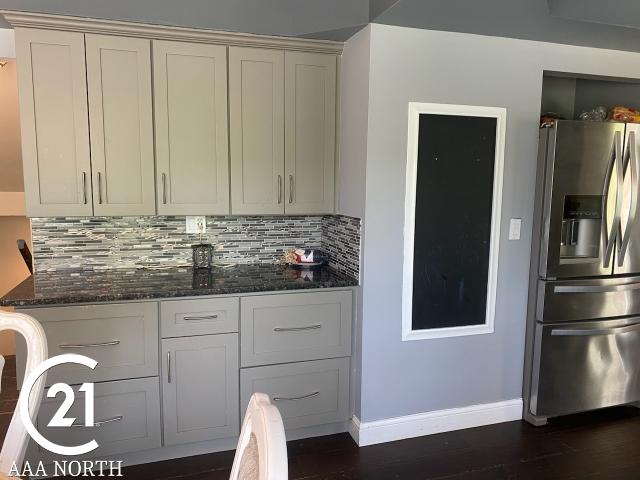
(230, 393, 288, 480)
(0, 311, 48, 475)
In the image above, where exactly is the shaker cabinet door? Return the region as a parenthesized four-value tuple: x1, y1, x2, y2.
(284, 51, 336, 214)
(86, 34, 156, 216)
(161, 334, 239, 445)
(229, 47, 285, 215)
(153, 41, 230, 215)
(15, 28, 93, 217)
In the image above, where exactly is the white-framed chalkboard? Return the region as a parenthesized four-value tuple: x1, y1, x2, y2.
(402, 103, 506, 341)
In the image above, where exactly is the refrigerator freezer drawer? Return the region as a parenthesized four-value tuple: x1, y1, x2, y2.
(537, 277, 640, 322)
(529, 318, 640, 417)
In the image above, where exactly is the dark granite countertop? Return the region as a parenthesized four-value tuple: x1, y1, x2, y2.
(0, 264, 358, 307)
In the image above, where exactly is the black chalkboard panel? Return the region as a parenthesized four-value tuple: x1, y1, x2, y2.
(412, 114, 497, 331)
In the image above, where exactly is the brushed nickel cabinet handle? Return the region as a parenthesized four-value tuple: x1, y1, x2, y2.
(167, 351, 172, 384)
(274, 391, 320, 402)
(183, 314, 218, 321)
(82, 172, 87, 204)
(289, 174, 294, 204)
(273, 324, 322, 332)
(97, 172, 103, 204)
(58, 340, 120, 349)
(71, 415, 123, 428)
(162, 173, 167, 204)
(278, 175, 282, 204)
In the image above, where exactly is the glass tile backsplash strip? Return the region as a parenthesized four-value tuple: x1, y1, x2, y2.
(31, 215, 361, 280)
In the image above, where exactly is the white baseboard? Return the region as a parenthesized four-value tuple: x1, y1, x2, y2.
(0, 192, 26, 216)
(349, 398, 523, 447)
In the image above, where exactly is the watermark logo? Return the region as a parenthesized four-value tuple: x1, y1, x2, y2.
(13, 354, 123, 477)
(20, 353, 99, 456)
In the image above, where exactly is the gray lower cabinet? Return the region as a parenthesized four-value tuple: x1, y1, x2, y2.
(18, 303, 159, 386)
(36, 377, 161, 461)
(161, 334, 240, 446)
(17, 289, 352, 465)
(240, 357, 350, 430)
(160, 297, 239, 338)
(241, 291, 352, 367)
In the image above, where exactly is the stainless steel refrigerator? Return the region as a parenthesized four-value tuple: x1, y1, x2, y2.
(524, 120, 640, 425)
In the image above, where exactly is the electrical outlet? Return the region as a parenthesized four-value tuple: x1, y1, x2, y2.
(186, 216, 206, 234)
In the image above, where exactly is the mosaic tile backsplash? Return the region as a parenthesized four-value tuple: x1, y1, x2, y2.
(31, 215, 361, 280)
(321, 215, 361, 280)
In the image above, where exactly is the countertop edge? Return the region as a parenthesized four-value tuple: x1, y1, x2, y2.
(0, 266, 359, 308)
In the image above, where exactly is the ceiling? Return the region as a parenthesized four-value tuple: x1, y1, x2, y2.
(2, 0, 640, 50)
(374, 0, 640, 53)
(0, 0, 400, 41)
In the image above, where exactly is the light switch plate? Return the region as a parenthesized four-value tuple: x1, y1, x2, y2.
(509, 218, 522, 240)
(186, 216, 206, 234)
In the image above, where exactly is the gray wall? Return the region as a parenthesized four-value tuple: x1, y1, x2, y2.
(541, 76, 576, 119)
(352, 23, 640, 422)
(338, 25, 371, 417)
(338, 28, 370, 220)
(573, 78, 640, 116)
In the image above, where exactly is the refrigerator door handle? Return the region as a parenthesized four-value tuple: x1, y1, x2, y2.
(618, 131, 639, 266)
(602, 131, 623, 268)
(551, 321, 640, 337)
(553, 281, 640, 293)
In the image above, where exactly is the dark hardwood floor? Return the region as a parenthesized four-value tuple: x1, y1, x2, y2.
(2, 355, 639, 479)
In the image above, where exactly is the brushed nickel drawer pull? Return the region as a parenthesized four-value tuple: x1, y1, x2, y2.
(59, 340, 120, 349)
(273, 324, 322, 332)
(183, 314, 219, 321)
(274, 391, 319, 402)
(71, 415, 123, 428)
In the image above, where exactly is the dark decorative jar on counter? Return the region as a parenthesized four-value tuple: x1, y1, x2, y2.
(192, 268, 214, 289)
(192, 243, 213, 269)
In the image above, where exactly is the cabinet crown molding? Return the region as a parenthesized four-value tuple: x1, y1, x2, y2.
(0, 10, 343, 54)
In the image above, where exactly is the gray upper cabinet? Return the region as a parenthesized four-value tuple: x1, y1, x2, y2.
(15, 28, 93, 217)
(284, 52, 336, 214)
(161, 334, 239, 446)
(15, 27, 337, 218)
(153, 41, 230, 215)
(86, 35, 156, 216)
(229, 47, 337, 215)
(229, 47, 285, 215)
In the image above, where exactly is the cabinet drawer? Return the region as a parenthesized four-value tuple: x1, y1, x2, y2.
(241, 291, 352, 367)
(36, 377, 161, 461)
(20, 303, 158, 386)
(161, 297, 239, 338)
(240, 358, 349, 430)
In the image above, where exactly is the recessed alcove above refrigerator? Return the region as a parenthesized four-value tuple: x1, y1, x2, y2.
(541, 71, 640, 119)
